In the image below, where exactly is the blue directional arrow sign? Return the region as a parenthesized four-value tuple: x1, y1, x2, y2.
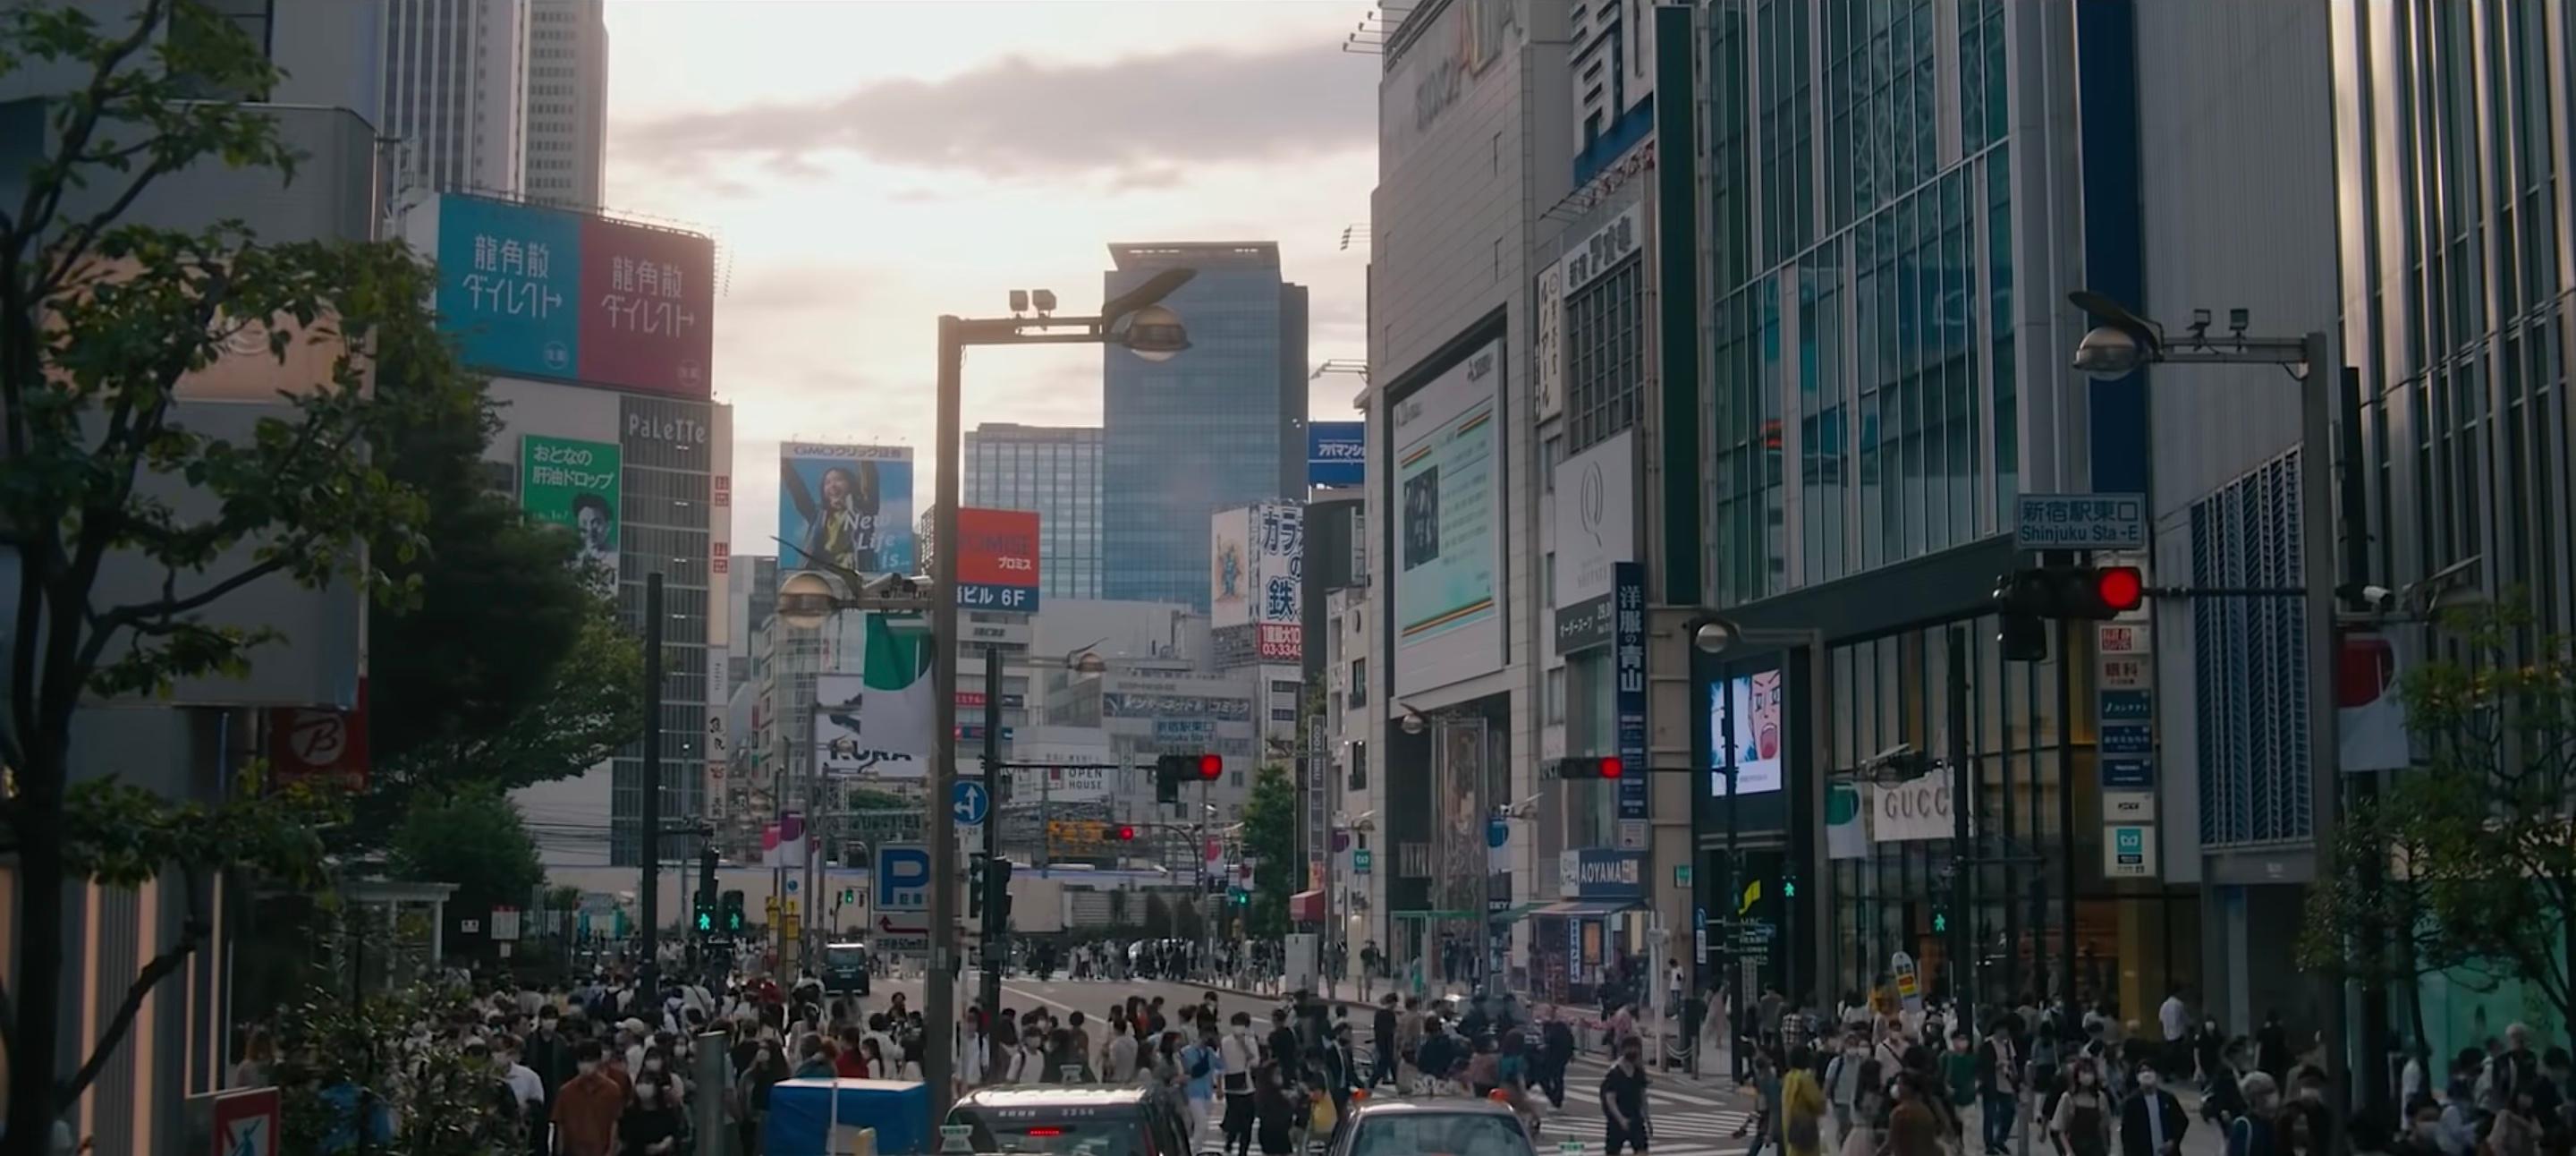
(953, 781, 990, 827)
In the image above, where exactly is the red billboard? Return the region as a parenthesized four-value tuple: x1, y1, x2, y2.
(955, 507, 1041, 613)
(577, 216, 715, 398)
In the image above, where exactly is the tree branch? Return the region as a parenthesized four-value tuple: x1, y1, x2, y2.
(9, 0, 169, 251)
(84, 555, 292, 650)
(55, 917, 201, 1107)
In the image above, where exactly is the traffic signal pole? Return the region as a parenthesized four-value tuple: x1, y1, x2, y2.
(979, 644, 1005, 1027)
(640, 572, 665, 998)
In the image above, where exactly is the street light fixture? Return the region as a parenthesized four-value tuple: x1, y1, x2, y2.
(2064, 289, 2344, 1134)
(920, 268, 1197, 1120)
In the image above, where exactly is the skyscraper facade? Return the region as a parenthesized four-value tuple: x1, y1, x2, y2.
(523, 0, 607, 209)
(381, 0, 529, 197)
(1101, 242, 1308, 609)
(963, 422, 1105, 601)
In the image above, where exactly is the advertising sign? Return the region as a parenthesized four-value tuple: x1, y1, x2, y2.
(1559, 847, 1646, 899)
(1534, 260, 1564, 421)
(519, 435, 620, 582)
(1210, 506, 1253, 630)
(811, 616, 936, 778)
(1256, 503, 1305, 662)
(955, 506, 1041, 612)
(1553, 430, 1636, 652)
(1614, 563, 1648, 820)
(1870, 778, 1956, 843)
(1709, 670, 1785, 795)
(1393, 339, 1504, 694)
(2105, 824, 2158, 878)
(1307, 421, 1366, 489)
(779, 443, 914, 578)
(430, 195, 713, 396)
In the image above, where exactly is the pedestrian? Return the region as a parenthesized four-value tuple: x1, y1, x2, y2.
(1222, 1014, 1261, 1156)
(1254, 1061, 1301, 1156)
(1943, 1029, 1979, 1123)
(1543, 1007, 1578, 1108)
(1371, 995, 1402, 1090)
(1782, 1046, 1828, 1156)
(1738, 1051, 1782, 1156)
(733, 1035, 791, 1156)
(1826, 1031, 1868, 1143)
(2227, 1072, 2282, 1156)
(2051, 1058, 2114, 1156)
(1888, 1073, 1946, 1156)
(1601, 1036, 1654, 1156)
(1182, 1024, 1224, 1143)
(2119, 1058, 2189, 1156)
(617, 1067, 688, 1156)
(2392, 1097, 2446, 1156)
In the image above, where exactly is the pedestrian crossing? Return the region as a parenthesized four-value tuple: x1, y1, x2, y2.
(1530, 1055, 1758, 1156)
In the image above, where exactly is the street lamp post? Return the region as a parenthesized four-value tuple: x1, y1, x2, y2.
(923, 273, 1197, 1118)
(1683, 615, 1827, 1077)
(2066, 292, 2343, 1140)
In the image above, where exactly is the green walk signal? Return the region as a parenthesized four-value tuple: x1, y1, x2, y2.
(1932, 911, 1947, 934)
(696, 910, 713, 932)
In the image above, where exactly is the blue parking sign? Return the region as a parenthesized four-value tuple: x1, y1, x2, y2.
(876, 843, 931, 911)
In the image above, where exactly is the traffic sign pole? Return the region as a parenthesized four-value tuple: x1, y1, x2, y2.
(979, 644, 1006, 1023)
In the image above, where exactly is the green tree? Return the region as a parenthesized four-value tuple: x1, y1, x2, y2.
(0, 3, 476, 1136)
(389, 783, 546, 917)
(1240, 763, 1299, 939)
(2301, 600, 2576, 1036)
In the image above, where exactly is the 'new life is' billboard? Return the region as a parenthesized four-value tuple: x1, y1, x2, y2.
(778, 444, 915, 578)
(427, 194, 715, 398)
(955, 507, 1041, 613)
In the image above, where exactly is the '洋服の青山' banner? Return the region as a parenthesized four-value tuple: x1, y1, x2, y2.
(430, 194, 715, 398)
(956, 506, 1041, 613)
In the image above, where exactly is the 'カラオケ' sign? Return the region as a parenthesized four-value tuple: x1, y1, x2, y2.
(955, 507, 1042, 613)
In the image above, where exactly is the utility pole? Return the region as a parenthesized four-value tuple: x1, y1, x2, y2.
(1947, 629, 1974, 1038)
(640, 572, 665, 996)
(979, 644, 1004, 1020)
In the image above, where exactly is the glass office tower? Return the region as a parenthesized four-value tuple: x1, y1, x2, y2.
(1101, 242, 1309, 609)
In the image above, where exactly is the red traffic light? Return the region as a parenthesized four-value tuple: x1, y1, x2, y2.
(1114, 824, 1137, 841)
(1197, 753, 1223, 780)
(2094, 565, 2144, 613)
(1598, 756, 1623, 779)
(1549, 756, 1625, 780)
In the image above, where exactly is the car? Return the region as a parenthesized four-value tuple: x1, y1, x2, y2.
(821, 940, 871, 996)
(940, 1085, 1199, 1156)
(1324, 1095, 1538, 1156)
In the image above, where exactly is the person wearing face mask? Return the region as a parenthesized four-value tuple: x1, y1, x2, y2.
(1826, 1033, 1868, 1143)
(2051, 1058, 2114, 1156)
(733, 1033, 792, 1155)
(555, 1040, 627, 1156)
(2391, 1098, 2447, 1156)
(638, 1047, 687, 1102)
(1887, 1072, 1945, 1156)
(1941, 1029, 1979, 1120)
(618, 1073, 688, 1156)
(494, 1033, 547, 1146)
(2118, 1059, 2188, 1156)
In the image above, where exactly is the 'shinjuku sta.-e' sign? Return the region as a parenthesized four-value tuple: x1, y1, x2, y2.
(432, 195, 715, 398)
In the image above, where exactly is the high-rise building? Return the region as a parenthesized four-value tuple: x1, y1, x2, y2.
(381, 0, 529, 197)
(522, 0, 607, 209)
(1101, 242, 1307, 609)
(963, 422, 1104, 601)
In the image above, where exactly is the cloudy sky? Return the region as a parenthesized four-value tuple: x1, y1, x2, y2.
(599, 1, 1380, 548)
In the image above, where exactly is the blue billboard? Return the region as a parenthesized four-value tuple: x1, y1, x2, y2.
(436, 195, 582, 379)
(1307, 421, 1365, 488)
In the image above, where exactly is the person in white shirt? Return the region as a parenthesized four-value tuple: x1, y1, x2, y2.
(497, 1036, 547, 1114)
(2156, 983, 2191, 1081)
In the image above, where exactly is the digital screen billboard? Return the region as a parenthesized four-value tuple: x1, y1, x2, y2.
(778, 443, 914, 578)
(430, 194, 714, 398)
(1709, 669, 1785, 795)
(1391, 338, 1503, 694)
(1307, 421, 1365, 488)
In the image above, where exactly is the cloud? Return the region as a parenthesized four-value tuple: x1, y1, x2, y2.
(617, 43, 1373, 182)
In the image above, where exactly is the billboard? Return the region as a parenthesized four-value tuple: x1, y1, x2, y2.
(779, 444, 914, 578)
(955, 506, 1042, 613)
(1552, 430, 1636, 653)
(1392, 338, 1504, 694)
(1254, 502, 1305, 662)
(1306, 422, 1365, 489)
(812, 616, 936, 778)
(430, 194, 714, 397)
(519, 435, 621, 582)
(1209, 507, 1253, 630)
(1708, 669, 1785, 796)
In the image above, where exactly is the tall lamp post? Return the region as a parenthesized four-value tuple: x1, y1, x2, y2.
(924, 272, 1198, 1117)
(2064, 293, 2343, 1136)
(1681, 614, 1826, 1076)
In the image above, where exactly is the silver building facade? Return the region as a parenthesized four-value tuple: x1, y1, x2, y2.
(964, 422, 1106, 601)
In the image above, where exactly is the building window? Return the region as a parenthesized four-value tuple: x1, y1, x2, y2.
(1565, 256, 1644, 454)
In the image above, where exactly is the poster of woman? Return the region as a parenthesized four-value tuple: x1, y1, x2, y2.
(777, 442, 915, 577)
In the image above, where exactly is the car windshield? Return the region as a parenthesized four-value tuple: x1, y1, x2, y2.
(943, 1106, 1146, 1156)
(1350, 1113, 1532, 1156)
(825, 946, 865, 969)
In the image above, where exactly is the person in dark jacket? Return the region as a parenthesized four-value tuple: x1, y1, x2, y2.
(1373, 996, 1402, 1089)
(2119, 1061, 2190, 1156)
(1253, 1062, 1301, 1156)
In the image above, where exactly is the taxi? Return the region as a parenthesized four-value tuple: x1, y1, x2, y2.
(1322, 1094, 1538, 1156)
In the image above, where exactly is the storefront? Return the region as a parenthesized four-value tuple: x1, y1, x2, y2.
(1530, 847, 1648, 1007)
